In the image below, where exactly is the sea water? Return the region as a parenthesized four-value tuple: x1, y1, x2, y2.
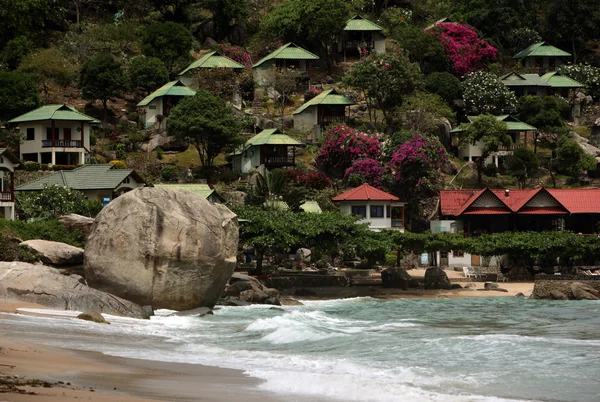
(2, 297, 600, 402)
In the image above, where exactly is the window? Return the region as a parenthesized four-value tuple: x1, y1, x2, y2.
(351, 205, 366, 218)
(453, 250, 465, 258)
(26, 128, 35, 141)
(370, 205, 384, 218)
(46, 127, 58, 140)
(149, 104, 157, 110)
(440, 251, 448, 259)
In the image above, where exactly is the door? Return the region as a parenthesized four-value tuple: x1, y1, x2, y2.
(471, 254, 481, 266)
(64, 128, 71, 142)
(440, 251, 449, 267)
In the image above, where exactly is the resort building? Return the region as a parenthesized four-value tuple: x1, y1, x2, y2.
(8, 104, 99, 167)
(451, 115, 537, 167)
(16, 164, 146, 202)
(333, 183, 405, 232)
(137, 80, 196, 128)
(178, 51, 245, 88)
(252, 43, 319, 86)
(501, 72, 584, 99)
(292, 89, 355, 140)
(153, 183, 225, 203)
(337, 16, 386, 61)
(513, 42, 571, 74)
(0, 149, 21, 220)
(231, 129, 304, 174)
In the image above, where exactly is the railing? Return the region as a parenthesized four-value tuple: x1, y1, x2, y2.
(42, 140, 82, 148)
(391, 219, 404, 229)
(318, 115, 349, 126)
(0, 192, 13, 202)
(264, 156, 295, 166)
(498, 144, 525, 151)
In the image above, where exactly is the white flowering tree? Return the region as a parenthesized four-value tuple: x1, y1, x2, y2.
(557, 64, 600, 100)
(461, 71, 518, 115)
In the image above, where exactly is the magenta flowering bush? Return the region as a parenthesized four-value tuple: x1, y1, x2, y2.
(344, 158, 387, 188)
(304, 87, 322, 102)
(390, 134, 446, 193)
(317, 124, 382, 172)
(217, 43, 252, 67)
(433, 22, 497, 76)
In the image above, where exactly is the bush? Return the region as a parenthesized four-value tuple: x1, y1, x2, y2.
(24, 161, 40, 171)
(286, 168, 331, 190)
(219, 169, 240, 183)
(40, 164, 49, 171)
(424, 72, 462, 104)
(155, 147, 164, 160)
(304, 87, 322, 102)
(483, 163, 498, 176)
(16, 185, 103, 220)
(160, 164, 179, 182)
(51, 164, 77, 171)
(316, 124, 381, 172)
(109, 160, 127, 169)
(0, 219, 86, 248)
(344, 158, 387, 188)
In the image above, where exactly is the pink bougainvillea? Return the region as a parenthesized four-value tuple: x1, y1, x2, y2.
(317, 124, 382, 171)
(286, 168, 331, 190)
(432, 22, 497, 76)
(344, 158, 387, 188)
(217, 43, 252, 67)
(390, 134, 446, 193)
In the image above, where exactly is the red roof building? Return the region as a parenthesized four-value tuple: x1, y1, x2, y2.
(333, 184, 405, 231)
(439, 187, 600, 234)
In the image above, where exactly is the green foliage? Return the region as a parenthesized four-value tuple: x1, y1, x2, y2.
(0, 219, 86, 249)
(343, 50, 422, 123)
(19, 49, 77, 97)
(160, 164, 179, 182)
(505, 147, 539, 188)
(167, 90, 242, 168)
(508, 28, 542, 51)
(0, 71, 42, 121)
(16, 185, 103, 220)
(557, 64, 600, 100)
(141, 21, 192, 73)
(24, 161, 41, 171)
(390, 24, 449, 74)
(518, 95, 567, 131)
(200, 0, 249, 40)
(483, 163, 498, 177)
(424, 72, 462, 104)
(127, 56, 169, 94)
(79, 55, 128, 118)
(462, 71, 518, 115)
(0, 0, 56, 41)
(394, 92, 455, 134)
(555, 135, 596, 178)
(461, 114, 511, 184)
(2, 36, 34, 70)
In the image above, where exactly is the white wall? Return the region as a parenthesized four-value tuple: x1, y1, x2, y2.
(140, 98, 164, 128)
(339, 200, 403, 231)
(458, 140, 496, 166)
(293, 107, 318, 131)
(236, 146, 262, 173)
(253, 59, 308, 86)
(374, 34, 386, 53)
(19, 120, 92, 165)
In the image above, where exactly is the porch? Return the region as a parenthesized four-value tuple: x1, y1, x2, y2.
(261, 145, 297, 169)
(42, 140, 83, 148)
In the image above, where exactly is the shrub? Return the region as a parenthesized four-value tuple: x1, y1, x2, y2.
(304, 87, 322, 102)
(557, 64, 600, 100)
(51, 164, 77, 171)
(462, 71, 518, 115)
(424, 72, 462, 104)
(0, 219, 86, 248)
(109, 160, 128, 169)
(483, 163, 498, 177)
(155, 147, 164, 160)
(24, 161, 40, 171)
(286, 168, 331, 190)
(316, 124, 381, 172)
(40, 164, 49, 171)
(216, 43, 252, 67)
(344, 158, 387, 188)
(160, 164, 179, 182)
(16, 185, 102, 220)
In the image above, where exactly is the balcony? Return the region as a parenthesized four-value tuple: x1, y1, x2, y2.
(318, 115, 349, 126)
(0, 192, 13, 202)
(391, 219, 404, 229)
(264, 156, 296, 167)
(42, 140, 82, 148)
(498, 144, 525, 151)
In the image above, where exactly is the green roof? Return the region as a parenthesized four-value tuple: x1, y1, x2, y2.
(540, 72, 584, 88)
(500, 72, 550, 87)
(0, 148, 21, 166)
(8, 104, 100, 124)
(231, 129, 304, 155)
(293, 89, 355, 115)
(16, 165, 145, 191)
(344, 16, 384, 31)
(299, 200, 322, 213)
(179, 51, 245, 76)
(450, 115, 537, 133)
(513, 42, 571, 59)
(137, 80, 196, 107)
(153, 184, 224, 202)
(252, 43, 319, 68)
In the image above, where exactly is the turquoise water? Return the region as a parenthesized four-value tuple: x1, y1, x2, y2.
(3, 297, 600, 401)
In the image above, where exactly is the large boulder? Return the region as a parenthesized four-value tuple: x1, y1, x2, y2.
(570, 282, 600, 300)
(423, 267, 452, 290)
(381, 268, 418, 289)
(59, 214, 95, 235)
(20, 240, 84, 266)
(0, 262, 148, 318)
(84, 188, 239, 310)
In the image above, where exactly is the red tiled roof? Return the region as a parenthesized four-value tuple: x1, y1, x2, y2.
(441, 187, 600, 216)
(462, 208, 511, 215)
(333, 183, 399, 201)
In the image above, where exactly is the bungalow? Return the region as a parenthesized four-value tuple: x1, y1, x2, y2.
(333, 183, 405, 232)
(231, 128, 304, 174)
(451, 115, 537, 167)
(178, 51, 245, 88)
(0, 149, 21, 220)
(16, 164, 146, 202)
(8, 104, 99, 167)
(501, 72, 584, 99)
(153, 183, 225, 203)
(337, 16, 386, 61)
(137, 80, 196, 128)
(292, 89, 355, 140)
(432, 187, 600, 267)
(252, 43, 319, 86)
(513, 42, 571, 74)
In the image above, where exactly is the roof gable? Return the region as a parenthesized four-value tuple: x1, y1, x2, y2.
(252, 43, 319, 68)
(8, 104, 100, 124)
(333, 183, 399, 202)
(456, 188, 511, 215)
(344, 16, 384, 32)
(0, 148, 21, 166)
(451, 115, 537, 133)
(246, 129, 304, 147)
(540, 72, 584, 88)
(179, 51, 245, 76)
(513, 42, 571, 59)
(293, 89, 355, 115)
(137, 80, 196, 107)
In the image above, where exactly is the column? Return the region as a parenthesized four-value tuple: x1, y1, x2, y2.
(51, 151, 56, 166)
(494, 155, 499, 167)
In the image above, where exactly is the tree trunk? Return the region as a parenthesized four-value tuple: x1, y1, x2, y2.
(396, 249, 402, 267)
(549, 159, 557, 188)
(102, 100, 108, 123)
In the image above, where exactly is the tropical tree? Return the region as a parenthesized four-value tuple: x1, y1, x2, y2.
(557, 64, 600, 100)
(555, 135, 596, 179)
(16, 185, 102, 219)
(505, 147, 540, 188)
(460, 114, 511, 184)
(343, 50, 422, 125)
(394, 92, 455, 135)
(462, 71, 518, 115)
(140, 22, 192, 73)
(0, 71, 42, 121)
(1, 36, 34, 70)
(344, 158, 387, 188)
(19, 49, 77, 99)
(517, 95, 568, 153)
(267, 67, 301, 129)
(167, 90, 242, 169)
(424, 72, 462, 105)
(79, 55, 128, 121)
(200, 0, 249, 41)
(127, 56, 169, 95)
